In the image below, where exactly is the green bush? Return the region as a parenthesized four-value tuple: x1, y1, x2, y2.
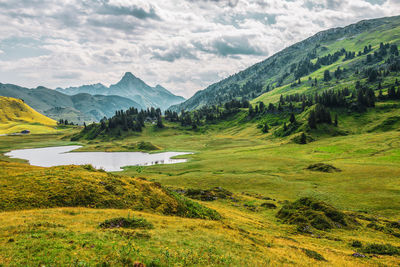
(306, 163, 341, 173)
(99, 216, 153, 229)
(361, 243, 400, 255)
(350, 240, 363, 248)
(184, 187, 233, 201)
(168, 191, 222, 220)
(276, 197, 357, 231)
(302, 248, 326, 261)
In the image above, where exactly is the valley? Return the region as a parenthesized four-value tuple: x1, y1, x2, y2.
(0, 14, 400, 267)
(0, 116, 399, 265)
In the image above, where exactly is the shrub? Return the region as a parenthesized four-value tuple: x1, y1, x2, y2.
(184, 187, 233, 201)
(361, 243, 400, 255)
(276, 197, 357, 231)
(306, 163, 341, 173)
(261, 202, 277, 209)
(168, 191, 222, 220)
(302, 248, 326, 261)
(99, 216, 153, 229)
(350, 240, 363, 248)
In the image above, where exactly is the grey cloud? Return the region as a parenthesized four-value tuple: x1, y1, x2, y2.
(193, 36, 265, 56)
(53, 72, 82, 79)
(152, 46, 199, 62)
(86, 17, 138, 32)
(303, 0, 325, 10)
(186, 0, 239, 7)
(215, 12, 277, 28)
(96, 2, 160, 20)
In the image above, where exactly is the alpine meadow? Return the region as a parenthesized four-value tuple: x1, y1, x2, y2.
(0, 2, 400, 267)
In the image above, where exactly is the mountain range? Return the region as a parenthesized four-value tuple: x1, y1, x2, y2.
(0, 83, 141, 123)
(56, 72, 185, 110)
(0, 72, 185, 123)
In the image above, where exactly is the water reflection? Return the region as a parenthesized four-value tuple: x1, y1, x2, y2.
(5, 145, 191, 171)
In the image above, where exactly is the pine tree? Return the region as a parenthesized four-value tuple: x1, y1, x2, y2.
(334, 114, 338, 126)
(289, 113, 296, 124)
(262, 123, 269, 133)
(156, 116, 164, 128)
(299, 132, 307, 144)
(248, 105, 254, 116)
(308, 110, 317, 129)
(323, 70, 331, 81)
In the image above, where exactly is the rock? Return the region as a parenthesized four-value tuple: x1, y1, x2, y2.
(352, 252, 367, 258)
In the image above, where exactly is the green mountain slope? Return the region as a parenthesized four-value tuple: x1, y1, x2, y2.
(0, 83, 143, 123)
(170, 15, 400, 111)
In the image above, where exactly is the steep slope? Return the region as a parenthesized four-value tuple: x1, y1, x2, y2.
(170, 15, 400, 111)
(0, 83, 143, 123)
(0, 96, 56, 134)
(56, 72, 185, 110)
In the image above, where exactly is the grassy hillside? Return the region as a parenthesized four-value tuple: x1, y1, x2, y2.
(170, 15, 400, 111)
(0, 96, 57, 134)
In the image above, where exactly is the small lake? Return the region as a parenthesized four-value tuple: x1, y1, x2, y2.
(5, 145, 191, 171)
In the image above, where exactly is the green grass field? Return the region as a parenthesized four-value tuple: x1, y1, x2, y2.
(1, 108, 400, 266)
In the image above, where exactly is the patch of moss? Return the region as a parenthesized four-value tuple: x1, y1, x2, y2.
(184, 187, 233, 201)
(360, 243, 400, 255)
(350, 240, 363, 248)
(136, 141, 160, 151)
(168, 191, 222, 220)
(306, 163, 341, 173)
(99, 216, 153, 229)
(276, 197, 357, 231)
(302, 248, 326, 261)
(261, 202, 277, 209)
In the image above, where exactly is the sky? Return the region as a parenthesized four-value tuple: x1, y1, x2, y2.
(0, 0, 399, 98)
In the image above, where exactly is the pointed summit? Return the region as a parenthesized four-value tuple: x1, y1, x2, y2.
(117, 72, 147, 87)
(121, 72, 137, 80)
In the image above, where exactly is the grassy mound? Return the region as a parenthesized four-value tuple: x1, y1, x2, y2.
(183, 187, 233, 201)
(306, 163, 341, 173)
(119, 141, 161, 151)
(276, 197, 357, 231)
(0, 161, 220, 220)
(99, 216, 153, 229)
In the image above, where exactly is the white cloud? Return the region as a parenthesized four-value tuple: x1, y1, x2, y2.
(0, 0, 398, 98)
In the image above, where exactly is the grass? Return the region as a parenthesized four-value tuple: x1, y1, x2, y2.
(0, 96, 57, 134)
(0, 160, 220, 220)
(0, 109, 400, 265)
(99, 215, 154, 229)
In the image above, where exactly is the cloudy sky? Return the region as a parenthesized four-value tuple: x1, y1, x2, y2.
(0, 0, 399, 98)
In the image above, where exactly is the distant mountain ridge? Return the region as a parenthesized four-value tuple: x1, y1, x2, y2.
(170, 15, 400, 111)
(56, 72, 185, 110)
(0, 83, 142, 124)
